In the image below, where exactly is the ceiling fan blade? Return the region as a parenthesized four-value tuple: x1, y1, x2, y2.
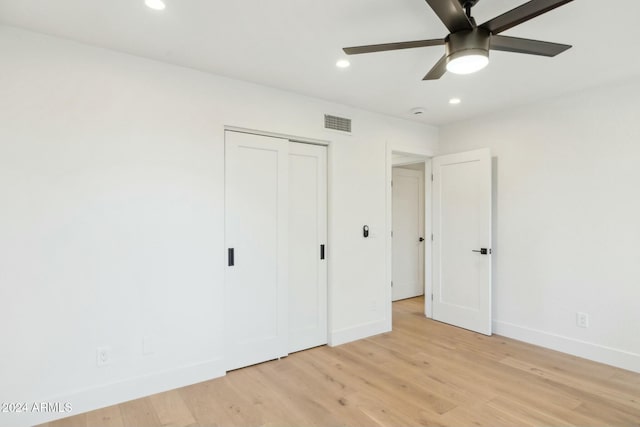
(491, 35, 571, 57)
(424, 0, 474, 33)
(423, 55, 448, 80)
(481, 0, 574, 35)
(343, 39, 444, 55)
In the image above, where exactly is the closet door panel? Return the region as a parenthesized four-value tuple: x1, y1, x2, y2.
(288, 142, 327, 353)
(225, 131, 288, 371)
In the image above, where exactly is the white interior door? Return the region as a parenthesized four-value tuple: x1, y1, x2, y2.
(392, 167, 425, 301)
(432, 148, 492, 335)
(288, 142, 327, 353)
(225, 131, 289, 371)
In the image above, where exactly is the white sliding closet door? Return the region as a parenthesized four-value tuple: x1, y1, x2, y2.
(288, 142, 327, 353)
(225, 131, 289, 371)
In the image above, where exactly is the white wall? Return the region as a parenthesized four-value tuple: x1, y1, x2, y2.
(0, 25, 438, 426)
(439, 78, 640, 373)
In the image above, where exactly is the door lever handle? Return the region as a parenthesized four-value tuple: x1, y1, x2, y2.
(419, 237, 425, 242)
(472, 248, 490, 255)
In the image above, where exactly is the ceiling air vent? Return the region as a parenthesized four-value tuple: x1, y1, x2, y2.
(324, 114, 352, 133)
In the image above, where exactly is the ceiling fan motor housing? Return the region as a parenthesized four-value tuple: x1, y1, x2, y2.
(445, 28, 490, 65)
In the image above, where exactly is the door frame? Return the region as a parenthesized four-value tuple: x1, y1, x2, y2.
(224, 125, 334, 349)
(386, 142, 435, 326)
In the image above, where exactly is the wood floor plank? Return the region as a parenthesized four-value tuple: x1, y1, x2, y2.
(225, 363, 312, 426)
(148, 388, 196, 427)
(441, 401, 539, 427)
(252, 361, 346, 426)
(37, 296, 640, 427)
(177, 380, 237, 427)
(85, 404, 124, 427)
(500, 356, 640, 411)
(486, 395, 577, 426)
(351, 398, 425, 427)
(300, 344, 455, 418)
(197, 376, 263, 426)
(43, 413, 87, 427)
(119, 398, 161, 427)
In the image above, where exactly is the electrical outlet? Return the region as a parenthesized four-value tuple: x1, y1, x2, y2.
(576, 312, 589, 328)
(96, 346, 112, 367)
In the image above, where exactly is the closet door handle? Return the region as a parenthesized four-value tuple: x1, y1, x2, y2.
(320, 244, 325, 260)
(228, 248, 235, 266)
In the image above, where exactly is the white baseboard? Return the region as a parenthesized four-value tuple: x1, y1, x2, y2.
(493, 320, 640, 374)
(329, 319, 389, 347)
(14, 358, 225, 427)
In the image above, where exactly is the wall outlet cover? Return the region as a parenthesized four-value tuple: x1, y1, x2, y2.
(96, 346, 112, 367)
(576, 312, 589, 328)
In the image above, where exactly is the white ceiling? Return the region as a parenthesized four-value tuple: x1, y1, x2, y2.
(1, 0, 639, 125)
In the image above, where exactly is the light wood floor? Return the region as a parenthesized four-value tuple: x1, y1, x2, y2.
(42, 297, 640, 427)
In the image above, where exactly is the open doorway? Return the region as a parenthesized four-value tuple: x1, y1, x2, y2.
(386, 146, 492, 335)
(392, 160, 425, 301)
(386, 148, 433, 328)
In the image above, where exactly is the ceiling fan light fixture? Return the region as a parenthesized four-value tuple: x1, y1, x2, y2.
(446, 51, 489, 75)
(445, 29, 490, 75)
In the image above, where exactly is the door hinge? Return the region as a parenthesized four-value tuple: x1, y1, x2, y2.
(431, 173, 434, 182)
(391, 230, 393, 237)
(391, 281, 393, 288)
(431, 293, 434, 301)
(431, 233, 434, 241)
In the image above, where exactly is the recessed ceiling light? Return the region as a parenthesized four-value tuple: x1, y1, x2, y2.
(145, 0, 166, 11)
(336, 59, 351, 69)
(449, 98, 461, 105)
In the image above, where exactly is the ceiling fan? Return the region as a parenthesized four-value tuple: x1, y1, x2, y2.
(343, 0, 574, 80)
